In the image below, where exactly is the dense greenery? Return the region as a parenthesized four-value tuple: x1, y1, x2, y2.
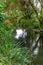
(0, 0, 43, 65)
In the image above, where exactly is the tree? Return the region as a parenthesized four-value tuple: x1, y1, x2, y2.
(0, 0, 43, 65)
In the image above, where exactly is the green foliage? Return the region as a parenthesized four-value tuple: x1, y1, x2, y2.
(0, 14, 6, 26)
(0, 3, 31, 65)
(20, 18, 40, 30)
(0, 3, 6, 12)
(0, 0, 43, 65)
